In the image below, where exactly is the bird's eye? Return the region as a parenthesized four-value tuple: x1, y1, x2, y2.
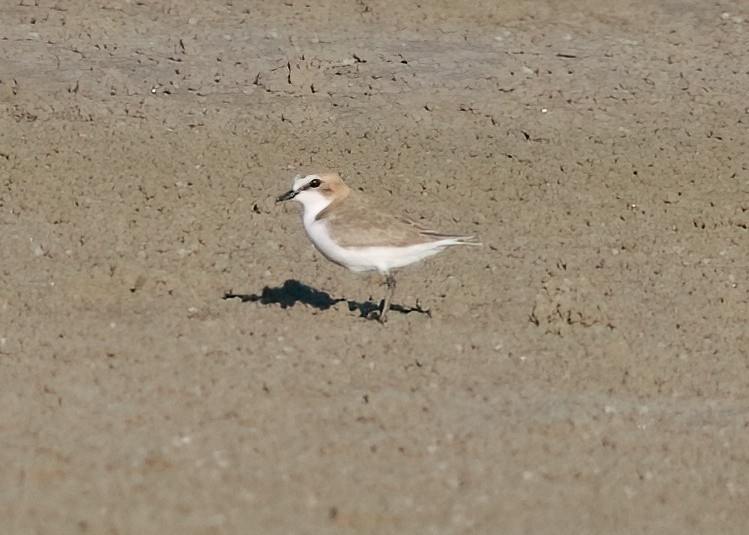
(308, 178, 322, 188)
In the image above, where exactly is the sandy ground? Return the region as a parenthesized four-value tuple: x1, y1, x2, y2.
(1, 0, 748, 533)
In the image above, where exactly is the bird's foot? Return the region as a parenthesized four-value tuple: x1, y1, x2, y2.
(365, 300, 388, 323)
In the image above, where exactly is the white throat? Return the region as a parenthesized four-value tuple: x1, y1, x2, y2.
(296, 190, 333, 227)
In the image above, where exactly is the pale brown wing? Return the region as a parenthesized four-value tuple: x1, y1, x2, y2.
(319, 193, 457, 248)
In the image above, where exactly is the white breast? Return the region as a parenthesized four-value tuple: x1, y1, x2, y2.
(296, 192, 362, 270)
(295, 190, 454, 274)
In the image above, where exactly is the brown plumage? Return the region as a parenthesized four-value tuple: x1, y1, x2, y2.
(315, 174, 468, 248)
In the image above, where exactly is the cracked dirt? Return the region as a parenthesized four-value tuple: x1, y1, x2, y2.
(1, 1, 747, 533)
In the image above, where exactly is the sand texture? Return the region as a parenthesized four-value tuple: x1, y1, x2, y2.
(1, 1, 747, 533)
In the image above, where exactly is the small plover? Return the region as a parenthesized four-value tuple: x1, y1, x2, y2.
(277, 172, 478, 322)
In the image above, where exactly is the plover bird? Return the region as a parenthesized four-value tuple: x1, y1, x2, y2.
(277, 172, 478, 323)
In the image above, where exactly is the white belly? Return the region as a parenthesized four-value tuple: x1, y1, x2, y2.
(303, 218, 447, 274)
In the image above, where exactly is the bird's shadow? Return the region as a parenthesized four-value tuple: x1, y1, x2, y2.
(224, 279, 431, 320)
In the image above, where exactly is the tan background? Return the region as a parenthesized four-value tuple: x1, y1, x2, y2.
(1, 0, 747, 533)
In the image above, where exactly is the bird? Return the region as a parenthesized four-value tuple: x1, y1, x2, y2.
(277, 172, 478, 323)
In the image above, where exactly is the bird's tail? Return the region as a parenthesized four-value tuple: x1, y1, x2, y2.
(451, 236, 482, 246)
(427, 233, 481, 246)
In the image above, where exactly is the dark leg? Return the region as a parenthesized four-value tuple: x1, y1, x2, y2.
(379, 274, 396, 324)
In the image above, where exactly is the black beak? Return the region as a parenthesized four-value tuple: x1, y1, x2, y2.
(277, 189, 297, 202)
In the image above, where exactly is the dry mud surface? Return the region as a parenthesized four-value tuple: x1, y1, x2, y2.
(1, 1, 748, 533)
